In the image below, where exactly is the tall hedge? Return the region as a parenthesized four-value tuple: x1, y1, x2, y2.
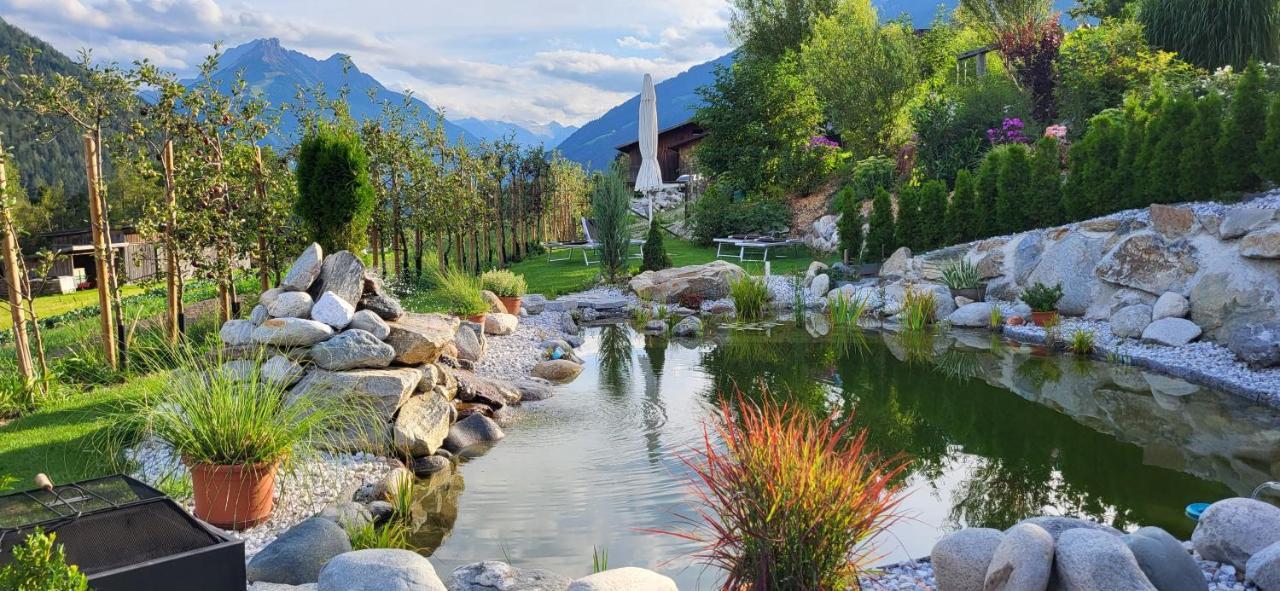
(1217, 62, 1269, 194)
(1182, 92, 1224, 201)
(1063, 111, 1125, 221)
(895, 184, 923, 251)
(994, 145, 1034, 235)
(295, 124, 376, 254)
(864, 187, 896, 261)
(1029, 137, 1064, 226)
(1258, 94, 1280, 185)
(946, 169, 979, 243)
(917, 180, 949, 251)
(974, 148, 1003, 238)
(1144, 93, 1196, 204)
(834, 186, 865, 262)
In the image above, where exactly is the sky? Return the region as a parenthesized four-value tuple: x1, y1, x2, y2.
(0, 0, 737, 127)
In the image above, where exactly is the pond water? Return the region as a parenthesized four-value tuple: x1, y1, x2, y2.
(409, 319, 1280, 588)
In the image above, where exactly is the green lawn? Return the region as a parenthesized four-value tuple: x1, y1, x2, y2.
(4, 284, 150, 330)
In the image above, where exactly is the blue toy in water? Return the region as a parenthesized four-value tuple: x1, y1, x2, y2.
(1186, 502, 1210, 521)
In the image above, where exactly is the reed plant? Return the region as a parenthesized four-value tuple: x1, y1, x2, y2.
(1069, 328, 1096, 357)
(989, 306, 1005, 330)
(658, 395, 909, 590)
(901, 286, 937, 331)
(348, 520, 414, 551)
(730, 275, 770, 322)
(829, 291, 869, 327)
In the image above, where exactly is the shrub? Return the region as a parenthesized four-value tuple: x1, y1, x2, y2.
(592, 161, 634, 283)
(0, 528, 88, 591)
(479, 269, 527, 298)
(1217, 61, 1270, 194)
(973, 146, 1004, 237)
(939, 258, 981, 290)
(435, 266, 488, 317)
(901, 286, 938, 331)
(1028, 136, 1064, 226)
(989, 305, 1005, 329)
(640, 221, 672, 272)
(895, 184, 923, 251)
(295, 123, 376, 254)
(662, 395, 909, 590)
(1182, 92, 1225, 201)
(1139, 0, 1280, 70)
(864, 187, 896, 262)
(730, 275, 770, 322)
(1020, 282, 1064, 312)
(691, 183, 792, 245)
(1144, 93, 1197, 204)
(944, 169, 973, 244)
(848, 156, 897, 199)
(1259, 94, 1280, 185)
(912, 77, 1035, 185)
(993, 144, 1034, 235)
(833, 186, 864, 263)
(829, 290, 869, 327)
(919, 180, 950, 250)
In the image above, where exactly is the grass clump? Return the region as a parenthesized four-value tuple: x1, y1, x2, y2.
(988, 306, 1005, 330)
(1069, 328, 1096, 357)
(433, 267, 489, 317)
(661, 395, 909, 590)
(939, 258, 981, 291)
(829, 291, 868, 327)
(730, 275, 770, 322)
(901, 286, 937, 331)
(479, 269, 527, 298)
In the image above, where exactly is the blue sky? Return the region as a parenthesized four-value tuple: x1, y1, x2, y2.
(0, 0, 736, 126)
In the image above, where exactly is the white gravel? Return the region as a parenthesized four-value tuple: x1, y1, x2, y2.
(859, 554, 1259, 590)
(473, 308, 577, 381)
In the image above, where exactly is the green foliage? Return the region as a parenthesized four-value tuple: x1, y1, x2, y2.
(728, 0, 839, 61)
(945, 169, 980, 244)
(864, 187, 896, 262)
(1259, 94, 1280, 185)
(1143, 92, 1196, 204)
(901, 286, 937, 331)
(895, 184, 923, 252)
(1063, 110, 1124, 221)
(1069, 328, 1096, 356)
(348, 521, 413, 551)
(641, 221, 672, 272)
(939, 259, 981, 290)
(1020, 282, 1063, 312)
(1069, 0, 1135, 19)
(848, 156, 897, 199)
(973, 148, 1003, 238)
(590, 162, 633, 283)
(730, 275, 770, 321)
(801, 1, 918, 158)
(1182, 92, 1225, 200)
(479, 269, 527, 298)
(989, 305, 1005, 329)
(694, 53, 830, 196)
(690, 183, 792, 245)
(1217, 62, 1270, 194)
(829, 290, 869, 326)
(0, 528, 88, 591)
(993, 144, 1034, 235)
(435, 266, 488, 317)
(1139, 0, 1280, 70)
(912, 77, 1035, 185)
(592, 546, 610, 574)
(1028, 137, 1064, 225)
(916, 180, 949, 251)
(295, 123, 376, 254)
(833, 186, 864, 262)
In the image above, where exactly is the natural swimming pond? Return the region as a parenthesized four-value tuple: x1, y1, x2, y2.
(408, 320, 1280, 588)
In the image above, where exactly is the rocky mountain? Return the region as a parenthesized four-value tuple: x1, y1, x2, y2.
(454, 118, 578, 148)
(203, 38, 479, 147)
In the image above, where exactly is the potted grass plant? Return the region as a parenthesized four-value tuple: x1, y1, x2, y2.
(113, 354, 363, 530)
(437, 266, 489, 324)
(1020, 282, 1064, 327)
(940, 259, 985, 302)
(480, 269, 528, 315)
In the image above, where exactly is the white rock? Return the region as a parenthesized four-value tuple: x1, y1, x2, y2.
(809, 273, 830, 298)
(349, 310, 390, 340)
(259, 287, 285, 310)
(567, 567, 677, 591)
(220, 319, 256, 346)
(1141, 317, 1203, 347)
(1153, 292, 1190, 321)
(948, 302, 996, 328)
(311, 292, 355, 330)
(483, 313, 518, 336)
(262, 355, 304, 387)
(270, 291, 314, 319)
(282, 243, 324, 292)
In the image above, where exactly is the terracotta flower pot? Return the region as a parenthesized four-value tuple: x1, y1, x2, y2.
(497, 296, 521, 315)
(189, 461, 278, 530)
(467, 313, 486, 324)
(1030, 311, 1060, 327)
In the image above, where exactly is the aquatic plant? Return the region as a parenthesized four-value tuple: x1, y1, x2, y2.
(939, 258, 981, 291)
(730, 275, 770, 322)
(592, 546, 610, 574)
(659, 395, 909, 590)
(479, 269, 527, 297)
(348, 520, 414, 551)
(829, 291, 869, 327)
(934, 350, 983, 382)
(1069, 328, 1096, 356)
(901, 286, 937, 331)
(988, 306, 1005, 330)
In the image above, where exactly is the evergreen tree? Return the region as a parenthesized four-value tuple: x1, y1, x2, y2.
(641, 220, 672, 272)
(1257, 94, 1280, 186)
(895, 184, 923, 251)
(591, 162, 634, 283)
(1146, 94, 1196, 204)
(834, 186, 865, 262)
(1029, 137, 1064, 225)
(1182, 92, 1225, 201)
(864, 187, 896, 261)
(1115, 105, 1149, 210)
(994, 145, 1034, 235)
(295, 123, 376, 254)
(946, 168, 979, 243)
(1217, 61, 1269, 194)
(917, 180, 949, 250)
(974, 149, 1004, 238)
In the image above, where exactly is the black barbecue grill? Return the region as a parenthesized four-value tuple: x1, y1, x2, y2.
(0, 475, 245, 591)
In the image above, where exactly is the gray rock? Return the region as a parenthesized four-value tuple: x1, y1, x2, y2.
(367, 501, 395, 526)
(260, 287, 285, 310)
(270, 291, 315, 319)
(247, 517, 351, 585)
(289, 368, 423, 449)
(1054, 528, 1156, 591)
(309, 329, 396, 371)
(628, 261, 746, 304)
(931, 528, 1003, 591)
(560, 313, 579, 335)
(1111, 304, 1153, 339)
(511, 377, 555, 402)
(672, 316, 702, 337)
(1241, 225, 1280, 259)
(809, 273, 830, 298)
(567, 568, 676, 591)
(393, 394, 455, 457)
(1152, 292, 1190, 321)
(984, 523, 1053, 591)
(249, 583, 317, 591)
(1095, 231, 1198, 296)
(411, 454, 451, 477)
(1124, 527, 1207, 591)
(449, 368, 521, 406)
(522, 294, 547, 315)
(359, 293, 405, 321)
(312, 292, 355, 330)
(643, 319, 666, 333)
(532, 360, 582, 384)
(880, 247, 913, 280)
(317, 549, 446, 591)
(220, 359, 258, 382)
(443, 413, 505, 453)
(1189, 271, 1280, 342)
(1219, 208, 1275, 239)
(1141, 372, 1200, 398)
(447, 560, 573, 591)
(1141, 318, 1202, 347)
(310, 251, 366, 306)
(949, 302, 996, 328)
(262, 354, 305, 387)
(250, 304, 270, 326)
(454, 322, 487, 363)
(1228, 321, 1280, 368)
(1246, 540, 1280, 591)
(1026, 231, 1104, 316)
(282, 243, 323, 292)
(220, 319, 256, 346)
(253, 318, 334, 347)
(1191, 497, 1280, 571)
(483, 313, 518, 336)
(386, 313, 460, 365)
(1015, 516, 1122, 541)
(349, 310, 391, 340)
(318, 501, 373, 531)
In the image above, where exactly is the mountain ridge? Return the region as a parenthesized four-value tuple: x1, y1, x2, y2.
(454, 117, 578, 148)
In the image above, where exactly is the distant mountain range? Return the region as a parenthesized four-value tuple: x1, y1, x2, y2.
(454, 118, 578, 149)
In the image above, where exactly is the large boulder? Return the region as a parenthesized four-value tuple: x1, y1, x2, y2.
(1228, 321, 1280, 368)
(1150, 204, 1199, 238)
(290, 368, 422, 449)
(567, 567, 676, 591)
(484, 313, 518, 336)
(359, 292, 405, 322)
(442, 413, 505, 452)
(317, 549, 446, 591)
(453, 322, 487, 363)
(282, 243, 323, 291)
(1247, 540, 1280, 591)
(672, 315, 703, 337)
(984, 523, 1053, 591)
(511, 377, 555, 402)
(1095, 232, 1198, 296)
(310, 251, 366, 306)
(448, 368, 522, 407)
(309, 329, 396, 371)
(1025, 230, 1105, 316)
(386, 313, 459, 365)
(931, 528, 1003, 591)
(628, 261, 747, 304)
(880, 247, 913, 280)
(247, 517, 351, 585)
(270, 291, 315, 319)
(522, 294, 547, 315)
(1189, 271, 1280, 342)
(262, 355, 305, 387)
(1152, 292, 1190, 321)
(1241, 225, 1280, 259)
(349, 309, 391, 340)
(1141, 318, 1202, 347)
(1191, 497, 1280, 571)
(312, 292, 355, 330)
(480, 291, 507, 314)
(809, 273, 830, 298)
(252, 318, 334, 347)
(1014, 516, 1121, 541)
(1111, 304, 1153, 339)
(317, 502, 373, 531)
(948, 302, 995, 328)
(1219, 208, 1275, 240)
(1054, 528, 1157, 591)
(393, 394, 455, 457)
(532, 359, 582, 384)
(447, 561, 573, 591)
(1123, 527, 1207, 591)
(220, 319, 255, 346)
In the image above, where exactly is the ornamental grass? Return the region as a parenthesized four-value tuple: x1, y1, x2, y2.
(659, 395, 911, 591)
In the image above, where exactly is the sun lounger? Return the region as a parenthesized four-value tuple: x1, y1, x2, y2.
(543, 219, 643, 266)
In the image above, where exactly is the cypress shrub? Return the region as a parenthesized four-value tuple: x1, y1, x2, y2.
(895, 184, 924, 251)
(1182, 92, 1225, 201)
(974, 149, 1003, 238)
(641, 220, 672, 272)
(834, 186, 865, 263)
(1029, 137, 1064, 226)
(295, 123, 376, 254)
(1145, 94, 1196, 204)
(994, 145, 1034, 235)
(917, 180, 949, 250)
(946, 169, 979, 243)
(1257, 94, 1280, 185)
(864, 187, 896, 261)
(591, 162, 634, 283)
(1115, 104, 1149, 210)
(1217, 61, 1269, 195)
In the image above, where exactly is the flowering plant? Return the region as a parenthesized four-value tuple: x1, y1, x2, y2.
(808, 135, 840, 150)
(1043, 124, 1068, 140)
(987, 118, 1030, 145)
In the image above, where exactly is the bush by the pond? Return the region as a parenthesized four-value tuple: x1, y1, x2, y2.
(664, 396, 908, 590)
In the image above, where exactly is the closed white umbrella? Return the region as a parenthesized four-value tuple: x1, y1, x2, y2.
(635, 73, 662, 221)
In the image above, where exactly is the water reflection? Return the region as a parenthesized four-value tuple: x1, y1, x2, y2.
(413, 318, 1280, 588)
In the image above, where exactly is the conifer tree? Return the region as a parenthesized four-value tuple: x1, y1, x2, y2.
(995, 145, 1034, 235)
(1217, 61, 1268, 194)
(974, 149, 1003, 238)
(1182, 92, 1225, 201)
(834, 186, 865, 262)
(1029, 137, 1064, 226)
(895, 184, 922, 251)
(917, 179, 949, 250)
(947, 168, 979, 243)
(1115, 107, 1148, 210)
(1146, 94, 1196, 204)
(641, 220, 672, 272)
(864, 187, 896, 260)
(1257, 94, 1280, 186)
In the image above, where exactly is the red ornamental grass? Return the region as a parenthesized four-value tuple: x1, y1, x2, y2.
(660, 395, 911, 591)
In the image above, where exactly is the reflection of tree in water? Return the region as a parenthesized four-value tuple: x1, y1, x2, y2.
(640, 333, 669, 465)
(597, 323, 634, 398)
(699, 325, 839, 413)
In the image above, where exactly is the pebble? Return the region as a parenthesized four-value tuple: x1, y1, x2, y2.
(859, 555, 1260, 591)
